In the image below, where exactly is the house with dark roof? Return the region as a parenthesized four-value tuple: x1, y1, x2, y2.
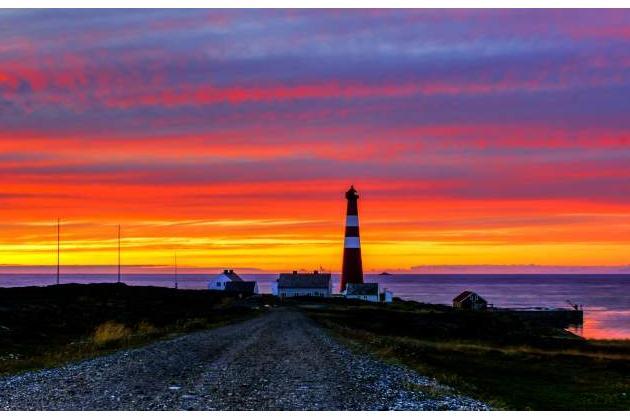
(273, 271, 331, 298)
(224, 281, 258, 296)
(453, 291, 487, 311)
(344, 283, 380, 302)
(208, 269, 258, 294)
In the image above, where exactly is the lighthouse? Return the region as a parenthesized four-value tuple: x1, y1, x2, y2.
(340, 185, 364, 292)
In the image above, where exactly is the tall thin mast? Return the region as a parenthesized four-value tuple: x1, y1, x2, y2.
(174, 251, 178, 289)
(56, 218, 60, 285)
(117, 225, 121, 283)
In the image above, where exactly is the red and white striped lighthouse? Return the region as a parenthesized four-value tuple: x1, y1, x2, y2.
(340, 185, 364, 292)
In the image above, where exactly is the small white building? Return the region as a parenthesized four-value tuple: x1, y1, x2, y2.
(344, 283, 393, 303)
(273, 271, 331, 298)
(208, 269, 258, 294)
(382, 289, 394, 303)
(344, 283, 380, 302)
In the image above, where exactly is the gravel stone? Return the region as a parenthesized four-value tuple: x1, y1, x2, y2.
(0, 308, 489, 410)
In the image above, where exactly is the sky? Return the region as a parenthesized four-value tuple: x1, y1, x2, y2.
(0, 9, 629, 273)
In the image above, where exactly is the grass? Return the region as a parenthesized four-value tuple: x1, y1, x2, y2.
(300, 301, 630, 410)
(93, 321, 133, 346)
(0, 316, 256, 376)
(0, 283, 268, 376)
(3, 287, 628, 410)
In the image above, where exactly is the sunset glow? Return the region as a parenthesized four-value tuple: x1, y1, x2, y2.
(1, 10, 629, 272)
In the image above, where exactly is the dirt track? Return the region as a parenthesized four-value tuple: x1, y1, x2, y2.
(0, 308, 488, 410)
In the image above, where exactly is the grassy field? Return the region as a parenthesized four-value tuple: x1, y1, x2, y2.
(300, 299, 630, 410)
(0, 283, 265, 376)
(2, 286, 628, 410)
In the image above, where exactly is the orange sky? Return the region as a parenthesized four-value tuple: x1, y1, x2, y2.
(1, 10, 629, 272)
(2, 179, 629, 271)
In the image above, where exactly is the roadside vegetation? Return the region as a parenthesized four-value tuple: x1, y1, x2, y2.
(300, 299, 630, 410)
(3, 286, 628, 410)
(0, 283, 265, 376)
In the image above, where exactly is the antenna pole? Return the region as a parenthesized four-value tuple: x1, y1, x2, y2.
(117, 225, 121, 283)
(56, 218, 60, 285)
(174, 251, 178, 289)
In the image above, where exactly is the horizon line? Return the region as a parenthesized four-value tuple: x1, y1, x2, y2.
(1, 264, 629, 275)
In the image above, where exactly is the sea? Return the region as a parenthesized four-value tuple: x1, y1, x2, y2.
(1, 273, 629, 340)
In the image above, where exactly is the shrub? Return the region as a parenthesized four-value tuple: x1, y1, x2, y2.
(136, 321, 158, 335)
(93, 321, 132, 346)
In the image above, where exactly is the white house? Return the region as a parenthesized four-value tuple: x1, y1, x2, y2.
(274, 271, 331, 298)
(344, 283, 394, 303)
(208, 269, 258, 294)
(344, 283, 380, 302)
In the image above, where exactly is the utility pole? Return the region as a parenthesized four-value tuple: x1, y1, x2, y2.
(174, 251, 178, 289)
(117, 225, 121, 283)
(56, 218, 60, 285)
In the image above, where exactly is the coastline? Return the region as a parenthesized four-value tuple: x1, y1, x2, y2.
(3, 273, 629, 340)
(1, 283, 628, 409)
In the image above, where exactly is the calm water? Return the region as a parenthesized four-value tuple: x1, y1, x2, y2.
(2, 273, 629, 340)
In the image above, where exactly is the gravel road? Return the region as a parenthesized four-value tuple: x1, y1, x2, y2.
(0, 308, 489, 410)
